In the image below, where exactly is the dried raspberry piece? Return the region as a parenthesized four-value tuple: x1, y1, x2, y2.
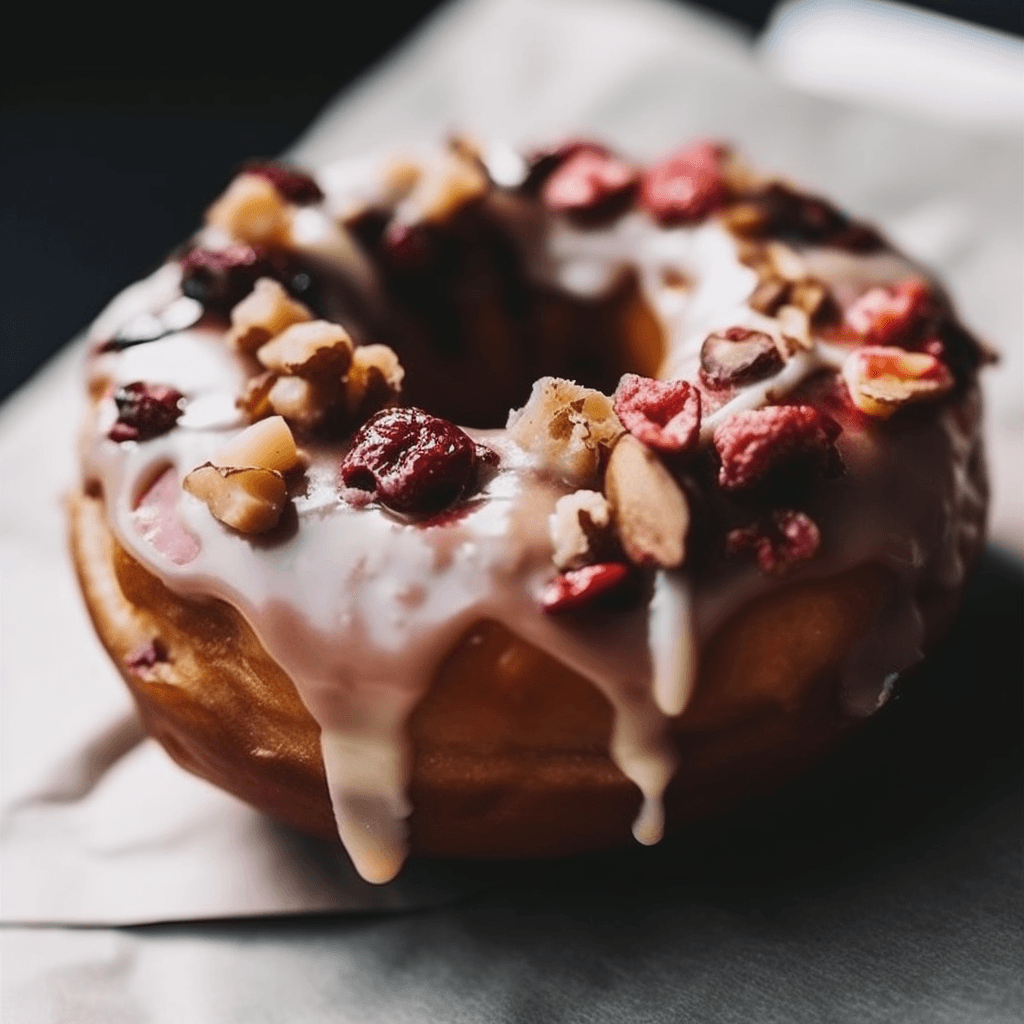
(520, 140, 607, 194)
(340, 407, 479, 515)
(181, 245, 275, 311)
(700, 327, 783, 389)
(242, 160, 324, 205)
(540, 562, 632, 614)
(109, 382, 185, 442)
(640, 141, 729, 225)
(726, 509, 820, 575)
(841, 345, 955, 418)
(612, 374, 701, 454)
(844, 279, 932, 346)
(382, 222, 436, 269)
(540, 147, 638, 222)
(712, 405, 842, 491)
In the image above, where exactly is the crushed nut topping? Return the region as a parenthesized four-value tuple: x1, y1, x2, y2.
(205, 173, 292, 248)
(726, 509, 821, 575)
(507, 378, 624, 487)
(344, 344, 405, 421)
(549, 490, 614, 571)
(210, 416, 300, 474)
(256, 320, 354, 379)
(612, 374, 701, 454)
(183, 464, 288, 534)
(712, 405, 842, 491)
(227, 278, 313, 353)
(605, 434, 690, 568)
(842, 346, 955, 419)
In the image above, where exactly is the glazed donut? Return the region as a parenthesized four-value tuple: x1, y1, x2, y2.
(73, 138, 989, 883)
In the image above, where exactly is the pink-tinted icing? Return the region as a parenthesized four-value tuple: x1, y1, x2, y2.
(79, 145, 987, 882)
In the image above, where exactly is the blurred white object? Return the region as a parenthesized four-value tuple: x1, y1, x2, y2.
(761, 0, 1024, 130)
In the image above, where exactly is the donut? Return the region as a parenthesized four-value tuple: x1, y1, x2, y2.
(72, 137, 989, 883)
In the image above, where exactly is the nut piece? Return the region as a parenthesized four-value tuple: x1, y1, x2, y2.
(400, 152, 488, 226)
(182, 464, 287, 534)
(842, 346, 954, 419)
(206, 174, 292, 247)
(776, 304, 813, 351)
(267, 374, 344, 433)
(605, 434, 689, 568)
(237, 370, 278, 421)
(344, 344, 405, 420)
(549, 490, 613, 570)
(507, 377, 624, 487)
(211, 416, 299, 473)
(257, 320, 354, 379)
(227, 278, 313, 354)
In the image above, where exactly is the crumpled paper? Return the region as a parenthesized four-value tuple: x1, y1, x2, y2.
(1, 0, 1020, 930)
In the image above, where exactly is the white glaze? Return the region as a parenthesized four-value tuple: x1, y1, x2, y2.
(80, 150, 986, 882)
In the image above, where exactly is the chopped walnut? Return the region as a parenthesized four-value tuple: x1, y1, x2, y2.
(238, 371, 278, 421)
(344, 344, 405, 420)
(776, 304, 813, 350)
(398, 151, 488, 226)
(206, 174, 292, 247)
(267, 374, 344, 434)
(549, 490, 614, 570)
(506, 377, 624, 487)
(226, 278, 313, 354)
(256, 320, 354, 379)
(211, 416, 300, 473)
(183, 464, 287, 534)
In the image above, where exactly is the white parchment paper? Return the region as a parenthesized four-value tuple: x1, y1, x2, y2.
(1, 0, 1020, 931)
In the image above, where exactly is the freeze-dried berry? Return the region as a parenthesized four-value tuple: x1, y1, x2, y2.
(340, 407, 480, 515)
(612, 374, 701, 454)
(640, 141, 728, 225)
(520, 140, 608, 195)
(700, 327, 783, 389)
(712, 405, 842, 491)
(844, 278, 932, 346)
(181, 245, 275, 312)
(724, 183, 882, 252)
(725, 509, 821, 575)
(540, 147, 638, 222)
(540, 562, 633, 614)
(109, 382, 185, 442)
(242, 160, 324, 205)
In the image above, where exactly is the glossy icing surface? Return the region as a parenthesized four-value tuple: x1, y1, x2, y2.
(80, 143, 987, 882)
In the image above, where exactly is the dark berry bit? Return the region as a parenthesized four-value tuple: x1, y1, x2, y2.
(540, 146, 638, 223)
(242, 160, 324, 205)
(109, 382, 185, 442)
(640, 141, 729, 225)
(726, 183, 882, 252)
(712, 405, 842, 491)
(700, 327, 783, 389)
(541, 562, 632, 614)
(726, 509, 820, 575)
(520, 139, 608, 195)
(340, 407, 480, 515)
(613, 374, 701, 454)
(180, 244, 274, 312)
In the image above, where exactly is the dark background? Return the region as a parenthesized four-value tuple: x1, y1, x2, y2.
(2, 0, 1022, 404)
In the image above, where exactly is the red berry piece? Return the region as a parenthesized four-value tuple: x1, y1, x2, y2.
(382, 222, 436, 270)
(712, 405, 842, 491)
(109, 382, 185, 442)
(725, 509, 821, 575)
(541, 147, 638, 222)
(640, 141, 728, 225)
(180, 244, 275, 311)
(844, 279, 933, 346)
(125, 639, 168, 673)
(540, 562, 632, 614)
(340, 407, 480, 515)
(613, 374, 701, 454)
(242, 160, 324, 205)
(700, 327, 783, 389)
